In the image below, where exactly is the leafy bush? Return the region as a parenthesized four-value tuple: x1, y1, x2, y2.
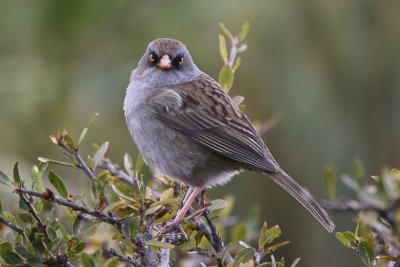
(0, 22, 301, 267)
(323, 161, 400, 266)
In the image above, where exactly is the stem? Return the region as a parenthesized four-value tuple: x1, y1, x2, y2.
(227, 36, 239, 67)
(0, 215, 26, 235)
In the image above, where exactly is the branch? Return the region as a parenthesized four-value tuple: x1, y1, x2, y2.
(103, 247, 141, 267)
(57, 138, 114, 210)
(0, 215, 26, 236)
(203, 210, 233, 265)
(320, 198, 377, 212)
(19, 192, 51, 243)
(227, 36, 239, 67)
(14, 188, 122, 230)
(99, 158, 136, 185)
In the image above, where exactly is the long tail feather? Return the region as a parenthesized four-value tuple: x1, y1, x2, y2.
(268, 170, 335, 233)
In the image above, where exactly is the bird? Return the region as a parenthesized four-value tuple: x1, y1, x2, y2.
(123, 38, 335, 234)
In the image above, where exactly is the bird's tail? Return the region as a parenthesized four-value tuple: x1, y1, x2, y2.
(268, 170, 335, 233)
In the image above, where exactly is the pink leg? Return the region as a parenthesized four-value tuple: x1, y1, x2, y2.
(174, 186, 202, 222)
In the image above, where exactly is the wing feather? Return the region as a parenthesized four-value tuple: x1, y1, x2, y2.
(152, 73, 278, 173)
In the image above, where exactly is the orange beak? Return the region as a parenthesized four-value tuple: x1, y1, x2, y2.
(158, 55, 172, 70)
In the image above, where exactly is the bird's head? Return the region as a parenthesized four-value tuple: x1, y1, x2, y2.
(134, 38, 200, 86)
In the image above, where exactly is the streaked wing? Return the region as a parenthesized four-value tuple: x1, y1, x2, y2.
(152, 73, 278, 173)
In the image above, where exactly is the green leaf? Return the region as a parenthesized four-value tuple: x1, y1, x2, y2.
(219, 34, 228, 63)
(237, 44, 247, 54)
(232, 223, 247, 243)
(342, 231, 359, 245)
(48, 170, 68, 198)
(121, 217, 140, 239)
(0, 242, 23, 265)
(107, 258, 120, 267)
(78, 113, 99, 147)
(38, 157, 75, 167)
(352, 158, 365, 181)
(160, 188, 174, 201)
(232, 95, 245, 106)
(259, 223, 281, 249)
(233, 58, 241, 72)
(0, 200, 2, 214)
(290, 258, 301, 267)
(64, 135, 75, 150)
(209, 199, 227, 211)
(138, 175, 146, 200)
(0, 171, 11, 186)
(324, 165, 337, 200)
(234, 247, 256, 265)
(101, 200, 126, 214)
(264, 241, 290, 255)
(93, 142, 109, 168)
(13, 162, 21, 184)
(135, 153, 144, 177)
(18, 212, 35, 224)
(2, 212, 17, 227)
(195, 230, 205, 246)
(219, 22, 233, 40)
(358, 241, 374, 266)
(335, 232, 354, 249)
(81, 252, 95, 267)
(150, 198, 180, 207)
(111, 184, 137, 203)
(239, 20, 249, 41)
(145, 239, 175, 249)
(73, 217, 83, 235)
(219, 65, 234, 92)
(74, 242, 87, 254)
(123, 153, 134, 177)
(177, 237, 195, 251)
(92, 178, 104, 200)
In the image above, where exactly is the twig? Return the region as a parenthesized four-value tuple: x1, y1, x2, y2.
(99, 158, 136, 185)
(188, 246, 216, 257)
(321, 198, 377, 212)
(19, 193, 51, 243)
(227, 37, 239, 67)
(0, 215, 26, 235)
(103, 247, 141, 267)
(58, 139, 114, 210)
(132, 204, 158, 267)
(14, 188, 121, 230)
(158, 249, 170, 267)
(202, 210, 233, 265)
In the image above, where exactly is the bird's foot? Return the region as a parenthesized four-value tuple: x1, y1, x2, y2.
(157, 220, 188, 242)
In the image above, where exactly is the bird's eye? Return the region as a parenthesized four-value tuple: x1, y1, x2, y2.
(179, 57, 184, 64)
(150, 54, 155, 62)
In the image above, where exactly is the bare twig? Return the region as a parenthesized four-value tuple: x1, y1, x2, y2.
(57, 138, 114, 210)
(14, 188, 121, 230)
(321, 198, 377, 212)
(0, 215, 26, 235)
(227, 36, 239, 67)
(19, 193, 51, 243)
(99, 158, 136, 185)
(103, 247, 141, 267)
(203, 210, 233, 265)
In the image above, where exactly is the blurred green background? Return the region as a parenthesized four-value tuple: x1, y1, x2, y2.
(1, 0, 399, 266)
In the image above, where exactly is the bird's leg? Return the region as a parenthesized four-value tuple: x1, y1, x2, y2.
(199, 189, 207, 207)
(157, 186, 202, 238)
(174, 186, 202, 222)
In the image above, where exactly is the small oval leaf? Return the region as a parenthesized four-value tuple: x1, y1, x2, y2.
(48, 170, 68, 198)
(234, 247, 256, 265)
(219, 66, 234, 92)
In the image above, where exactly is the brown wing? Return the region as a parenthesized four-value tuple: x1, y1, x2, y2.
(152, 74, 279, 173)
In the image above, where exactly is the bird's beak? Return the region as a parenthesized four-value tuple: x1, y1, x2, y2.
(158, 55, 172, 70)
